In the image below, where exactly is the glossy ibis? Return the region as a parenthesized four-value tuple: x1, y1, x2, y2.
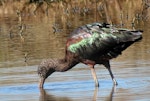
(38, 22, 143, 88)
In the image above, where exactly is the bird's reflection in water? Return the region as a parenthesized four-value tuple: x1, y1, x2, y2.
(39, 88, 71, 101)
(104, 85, 116, 101)
(39, 85, 116, 101)
(93, 85, 116, 101)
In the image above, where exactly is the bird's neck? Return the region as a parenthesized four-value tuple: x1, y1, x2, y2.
(54, 53, 79, 72)
(54, 58, 77, 72)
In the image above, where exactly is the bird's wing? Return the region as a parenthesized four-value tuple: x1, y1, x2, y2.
(67, 23, 107, 47)
(67, 23, 142, 59)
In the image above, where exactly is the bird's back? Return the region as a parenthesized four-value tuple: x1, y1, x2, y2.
(66, 23, 142, 60)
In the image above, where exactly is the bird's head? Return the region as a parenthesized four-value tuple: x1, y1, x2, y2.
(37, 59, 56, 88)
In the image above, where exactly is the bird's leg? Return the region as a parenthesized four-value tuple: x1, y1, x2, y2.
(103, 61, 118, 85)
(89, 65, 99, 87)
(82, 59, 99, 87)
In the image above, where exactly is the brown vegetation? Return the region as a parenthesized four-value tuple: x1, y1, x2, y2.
(0, 0, 149, 67)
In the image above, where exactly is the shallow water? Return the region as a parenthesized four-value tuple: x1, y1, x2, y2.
(0, 1, 150, 101)
(0, 63, 150, 101)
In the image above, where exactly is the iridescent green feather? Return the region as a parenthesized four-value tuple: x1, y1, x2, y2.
(67, 22, 142, 59)
(68, 31, 117, 56)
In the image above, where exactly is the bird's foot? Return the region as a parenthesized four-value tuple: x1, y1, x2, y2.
(95, 83, 99, 87)
(113, 79, 118, 86)
(95, 81, 99, 87)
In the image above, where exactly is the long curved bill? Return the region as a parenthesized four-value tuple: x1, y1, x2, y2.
(39, 78, 45, 88)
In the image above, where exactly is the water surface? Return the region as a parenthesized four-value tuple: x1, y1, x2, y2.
(0, 1, 150, 101)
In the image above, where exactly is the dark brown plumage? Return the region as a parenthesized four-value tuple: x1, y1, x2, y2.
(38, 22, 143, 88)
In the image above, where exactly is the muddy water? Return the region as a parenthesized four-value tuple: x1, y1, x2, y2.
(0, 1, 150, 101)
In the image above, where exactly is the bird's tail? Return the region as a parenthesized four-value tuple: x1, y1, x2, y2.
(117, 30, 143, 43)
(130, 30, 143, 41)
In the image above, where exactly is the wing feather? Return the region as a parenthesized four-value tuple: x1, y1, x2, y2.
(67, 23, 142, 59)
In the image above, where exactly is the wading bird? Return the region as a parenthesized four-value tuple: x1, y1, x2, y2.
(38, 22, 142, 88)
